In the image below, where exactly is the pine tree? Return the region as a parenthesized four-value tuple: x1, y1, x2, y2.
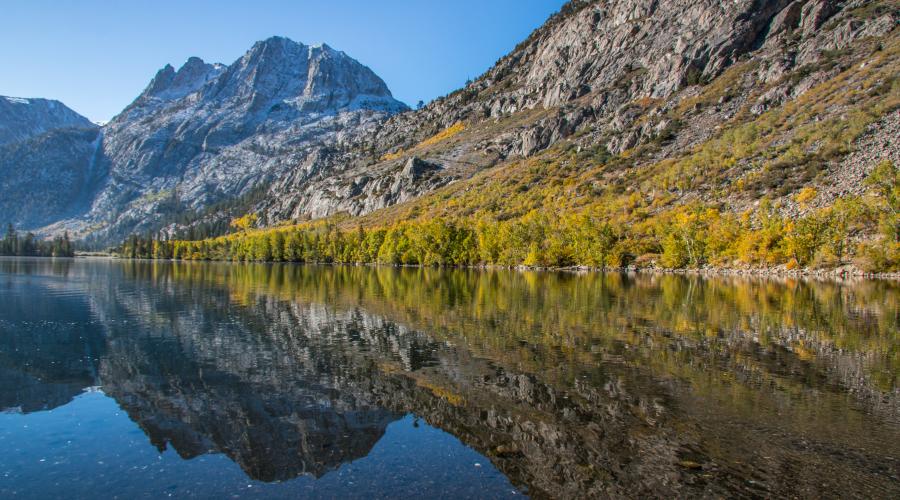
(63, 232, 73, 257)
(2, 223, 17, 256)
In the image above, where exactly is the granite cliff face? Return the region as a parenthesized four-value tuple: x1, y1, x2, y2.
(80, 36, 407, 242)
(0, 37, 407, 241)
(249, 0, 897, 226)
(0, 97, 101, 228)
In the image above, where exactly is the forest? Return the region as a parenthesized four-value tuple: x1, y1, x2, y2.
(0, 224, 75, 257)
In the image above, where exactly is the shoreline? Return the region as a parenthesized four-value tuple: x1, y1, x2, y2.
(103, 255, 900, 281)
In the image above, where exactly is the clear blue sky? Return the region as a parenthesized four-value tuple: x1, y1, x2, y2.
(1, 0, 566, 123)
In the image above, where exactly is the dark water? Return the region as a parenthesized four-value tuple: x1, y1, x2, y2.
(0, 258, 898, 498)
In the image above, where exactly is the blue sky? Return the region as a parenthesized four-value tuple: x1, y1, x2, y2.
(1, 0, 566, 122)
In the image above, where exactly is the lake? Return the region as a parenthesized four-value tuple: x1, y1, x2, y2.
(1, 257, 898, 498)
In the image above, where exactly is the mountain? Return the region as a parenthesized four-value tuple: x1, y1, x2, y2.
(0, 97, 101, 228)
(75, 36, 408, 243)
(247, 0, 898, 223)
(0, 37, 408, 241)
(162, 0, 899, 273)
(1, 0, 897, 270)
(0, 96, 95, 146)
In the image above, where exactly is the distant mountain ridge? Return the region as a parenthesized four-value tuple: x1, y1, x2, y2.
(0, 96, 95, 146)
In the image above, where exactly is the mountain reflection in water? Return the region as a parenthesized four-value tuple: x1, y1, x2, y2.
(1, 258, 898, 498)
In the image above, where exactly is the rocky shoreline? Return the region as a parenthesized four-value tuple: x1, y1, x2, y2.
(466, 264, 899, 281)
(108, 255, 900, 281)
(565, 265, 900, 281)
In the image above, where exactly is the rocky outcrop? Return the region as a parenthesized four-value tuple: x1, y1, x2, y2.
(0, 96, 95, 146)
(131, 56, 225, 106)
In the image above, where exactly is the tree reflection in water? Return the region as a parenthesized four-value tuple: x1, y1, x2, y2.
(1, 258, 898, 497)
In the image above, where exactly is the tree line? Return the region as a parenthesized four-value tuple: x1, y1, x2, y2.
(117, 161, 898, 273)
(1, 224, 75, 257)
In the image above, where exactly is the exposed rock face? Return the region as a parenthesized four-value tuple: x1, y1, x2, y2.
(132, 56, 225, 105)
(0, 96, 95, 146)
(249, 0, 898, 226)
(0, 37, 407, 240)
(0, 97, 101, 228)
(0, 127, 103, 228)
(78, 36, 407, 242)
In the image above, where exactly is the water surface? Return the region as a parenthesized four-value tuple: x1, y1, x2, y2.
(1, 258, 898, 498)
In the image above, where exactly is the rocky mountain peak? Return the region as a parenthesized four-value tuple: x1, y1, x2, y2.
(206, 35, 406, 115)
(169, 57, 225, 94)
(0, 96, 96, 146)
(132, 56, 225, 109)
(55, 35, 411, 242)
(7, 0, 895, 247)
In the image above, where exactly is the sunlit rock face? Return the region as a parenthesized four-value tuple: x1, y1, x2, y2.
(254, 0, 897, 225)
(77, 36, 407, 243)
(0, 37, 407, 241)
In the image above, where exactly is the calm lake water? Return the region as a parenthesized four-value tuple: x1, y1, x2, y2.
(1, 258, 898, 498)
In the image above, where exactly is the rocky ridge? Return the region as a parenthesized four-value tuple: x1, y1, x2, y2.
(0, 37, 408, 242)
(242, 0, 897, 232)
(0, 96, 95, 146)
(79, 36, 408, 243)
(0, 97, 101, 228)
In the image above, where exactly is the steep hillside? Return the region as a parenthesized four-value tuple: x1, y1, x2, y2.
(159, 0, 900, 273)
(0, 127, 103, 229)
(0, 97, 101, 228)
(0, 96, 95, 146)
(238, 0, 897, 228)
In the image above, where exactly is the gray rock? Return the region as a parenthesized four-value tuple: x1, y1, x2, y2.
(59, 36, 408, 242)
(402, 157, 440, 179)
(0, 97, 100, 227)
(0, 96, 95, 146)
